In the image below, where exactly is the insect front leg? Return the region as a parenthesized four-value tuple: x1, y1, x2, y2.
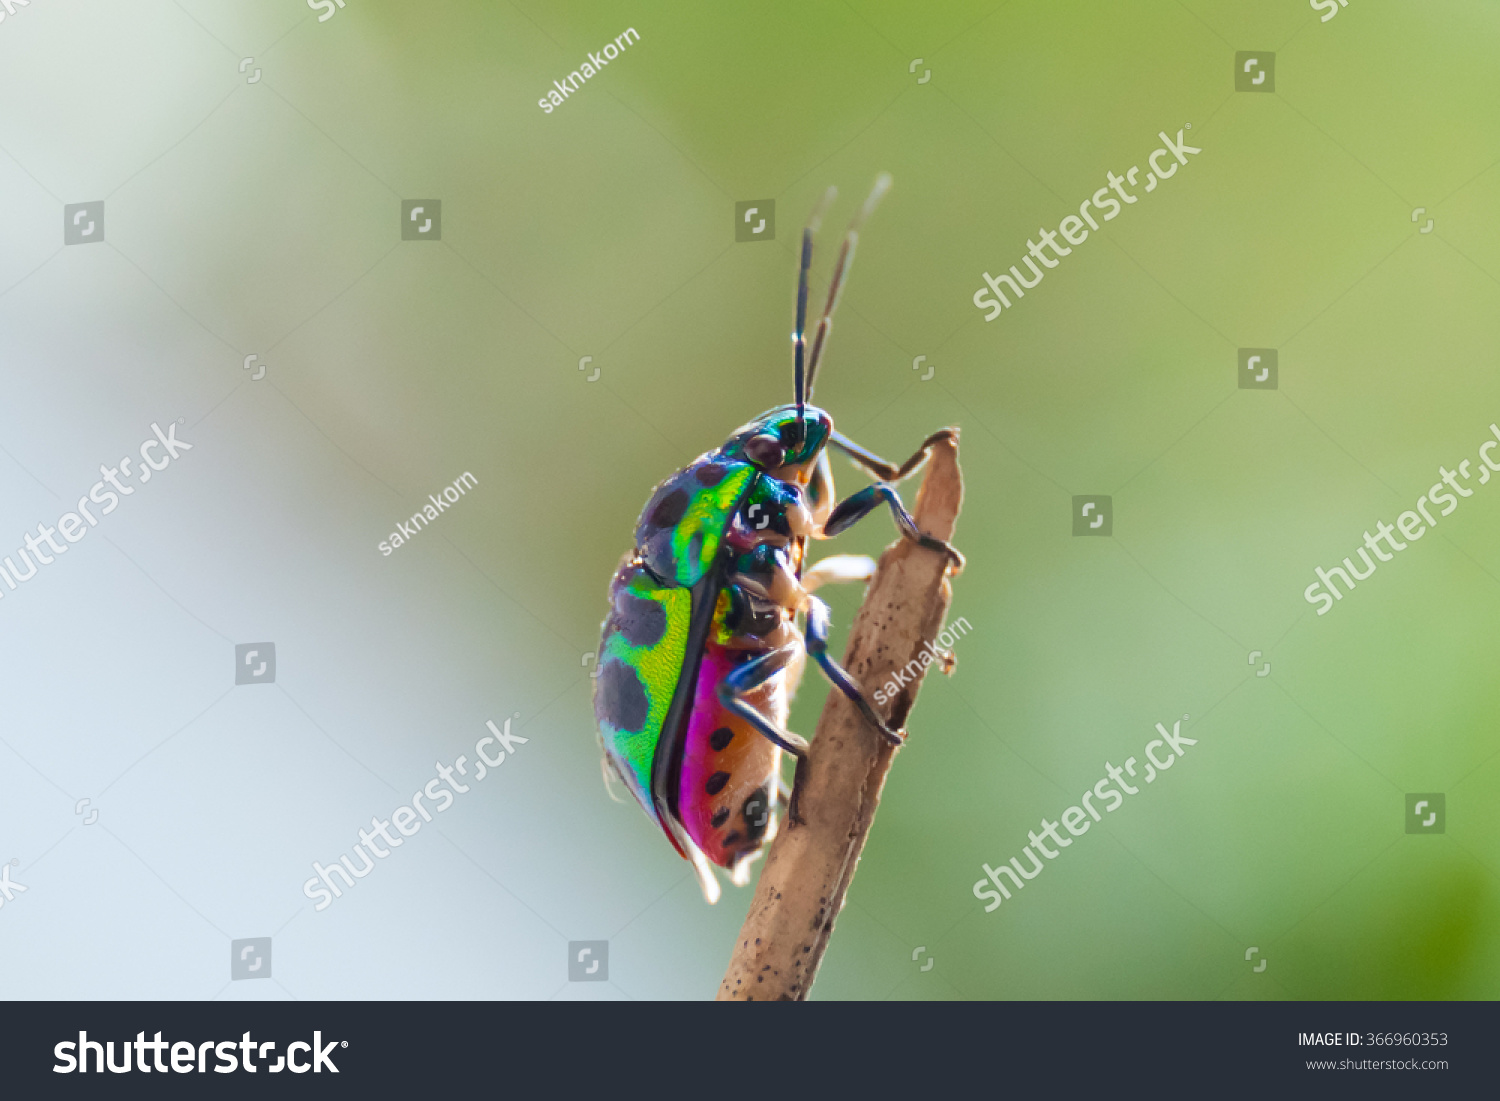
(804, 448, 836, 530)
(729, 547, 899, 741)
(729, 543, 805, 608)
(801, 553, 876, 593)
(831, 427, 957, 483)
(820, 483, 965, 572)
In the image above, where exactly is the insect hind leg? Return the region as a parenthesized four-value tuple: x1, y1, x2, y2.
(803, 595, 904, 746)
(599, 753, 629, 804)
(715, 646, 811, 759)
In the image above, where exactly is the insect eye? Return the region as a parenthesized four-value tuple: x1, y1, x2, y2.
(743, 434, 785, 468)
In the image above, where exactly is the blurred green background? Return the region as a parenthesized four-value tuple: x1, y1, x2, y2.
(2, 0, 1498, 1000)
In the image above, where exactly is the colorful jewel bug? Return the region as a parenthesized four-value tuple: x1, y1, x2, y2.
(593, 176, 965, 902)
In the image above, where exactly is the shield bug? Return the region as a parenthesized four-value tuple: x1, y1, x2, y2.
(594, 176, 964, 902)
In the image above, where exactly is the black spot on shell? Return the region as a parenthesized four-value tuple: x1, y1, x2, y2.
(710, 807, 729, 829)
(596, 661, 649, 733)
(723, 830, 741, 846)
(705, 771, 730, 796)
(695, 463, 728, 486)
(640, 533, 676, 579)
(688, 531, 705, 564)
(648, 488, 689, 530)
(710, 726, 734, 752)
(612, 592, 665, 647)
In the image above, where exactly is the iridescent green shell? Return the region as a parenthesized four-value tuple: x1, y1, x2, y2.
(594, 562, 695, 824)
(634, 458, 757, 587)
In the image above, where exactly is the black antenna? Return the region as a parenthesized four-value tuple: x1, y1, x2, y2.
(805, 173, 891, 406)
(793, 187, 837, 446)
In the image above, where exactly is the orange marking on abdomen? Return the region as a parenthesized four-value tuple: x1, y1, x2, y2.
(677, 640, 785, 867)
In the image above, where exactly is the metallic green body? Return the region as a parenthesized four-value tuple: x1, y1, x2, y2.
(595, 564, 694, 820)
(596, 453, 762, 843)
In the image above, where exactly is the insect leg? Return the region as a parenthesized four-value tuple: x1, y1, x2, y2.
(821, 483, 965, 572)
(803, 595, 904, 746)
(599, 753, 628, 804)
(802, 553, 876, 593)
(805, 449, 836, 527)
(715, 646, 811, 759)
(775, 763, 808, 829)
(830, 427, 957, 483)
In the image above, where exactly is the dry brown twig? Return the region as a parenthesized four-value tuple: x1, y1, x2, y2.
(718, 432, 964, 1000)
